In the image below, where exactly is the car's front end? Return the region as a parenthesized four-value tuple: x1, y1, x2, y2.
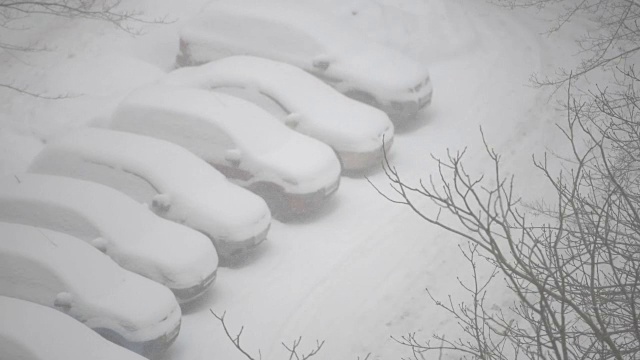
(342, 73, 433, 124)
(95, 319, 181, 357)
(181, 184, 272, 265)
(139, 220, 220, 304)
(170, 268, 217, 304)
(84, 268, 183, 357)
(249, 176, 340, 220)
(250, 134, 342, 219)
(213, 221, 270, 262)
(383, 75, 434, 122)
(282, 175, 340, 213)
(318, 41, 433, 125)
(338, 134, 394, 171)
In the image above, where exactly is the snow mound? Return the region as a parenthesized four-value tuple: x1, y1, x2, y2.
(111, 85, 341, 193)
(0, 173, 218, 296)
(0, 296, 148, 360)
(28, 128, 272, 252)
(114, 85, 297, 155)
(179, 0, 430, 96)
(162, 56, 394, 153)
(0, 222, 181, 345)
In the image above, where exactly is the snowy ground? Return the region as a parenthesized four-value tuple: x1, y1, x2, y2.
(0, 0, 587, 359)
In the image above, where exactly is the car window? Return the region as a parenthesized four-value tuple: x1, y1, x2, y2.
(57, 159, 159, 205)
(116, 105, 237, 162)
(0, 200, 100, 242)
(213, 86, 290, 120)
(0, 253, 66, 300)
(186, 110, 236, 156)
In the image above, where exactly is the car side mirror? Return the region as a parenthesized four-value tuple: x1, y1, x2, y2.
(284, 113, 302, 129)
(54, 292, 73, 310)
(312, 55, 332, 71)
(224, 149, 243, 167)
(150, 193, 172, 214)
(91, 237, 108, 253)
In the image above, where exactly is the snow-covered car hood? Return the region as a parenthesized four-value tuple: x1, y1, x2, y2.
(28, 128, 272, 244)
(0, 223, 181, 344)
(257, 135, 342, 194)
(327, 42, 432, 103)
(0, 296, 148, 360)
(163, 56, 395, 153)
(0, 173, 218, 290)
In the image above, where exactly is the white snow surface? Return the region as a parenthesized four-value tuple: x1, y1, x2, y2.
(0, 173, 218, 291)
(179, 0, 431, 101)
(28, 128, 272, 244)
(162, 56, 395, 153)
(111, 85, 341, 193)
(0, 296, 147, 360)
(0, 222, 181, 344)
(0, 0, 593, 359)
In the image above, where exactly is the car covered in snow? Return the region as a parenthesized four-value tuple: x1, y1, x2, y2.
(110, 86, 341, 216)
(0, 222, 182, 355)
(0, 173, 218, 303)
(0, 296, 148, 360)
(162, 56, 395, 171)
(177, 1, 433, 122)
(28, 128, 272, 262)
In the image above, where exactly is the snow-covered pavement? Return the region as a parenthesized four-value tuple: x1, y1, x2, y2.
(159, 2, 574, 360)
(0, 0, 581, 359)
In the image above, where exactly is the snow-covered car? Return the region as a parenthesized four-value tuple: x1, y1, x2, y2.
(0, 222, 182, 355)
(162, 56, 395, 171)
(28, 128, 272, 262)
(0, 296, 148, 360)
(177, 1, 433, 122)
(0, 173, 218, 304)
(110, 86, 341, 216)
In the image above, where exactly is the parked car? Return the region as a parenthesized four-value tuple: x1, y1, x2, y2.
(110, 86, 341, 216)
(0, 296, 148, 360)
(162, 56, 395, 171)
(0, 173, 218, 303)
(0, 222, 182, 355)
(177, 0, 433, 122)
(28, 128, 272, 263)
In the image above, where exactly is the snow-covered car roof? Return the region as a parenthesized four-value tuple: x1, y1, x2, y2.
(180, 0, 430, 95)
(114, 85, 296, 154)
(0, 296, 148, 360)
(0, 222, 181, 348)
(28, 128, 271, 247)
(162, 56, 394, 153)
(0, 173, 218, 300)
(111, 85, 341, 193)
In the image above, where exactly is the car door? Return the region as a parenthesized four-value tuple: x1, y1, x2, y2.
(199, 118, 254, 182)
